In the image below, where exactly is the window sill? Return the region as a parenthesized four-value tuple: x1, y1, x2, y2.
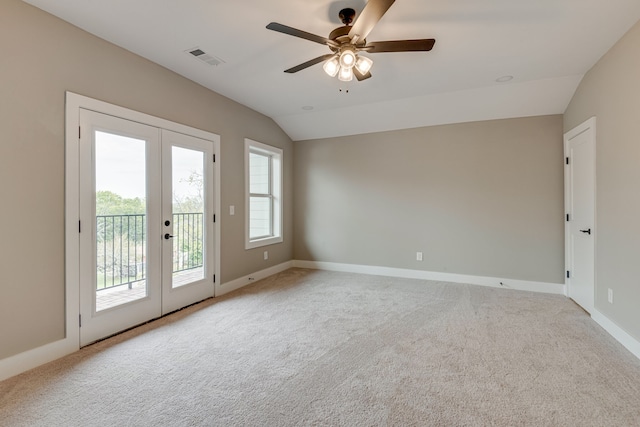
(245, 235, 283, 250)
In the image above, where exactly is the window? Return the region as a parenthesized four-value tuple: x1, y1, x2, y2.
(245, 139, 283, 249)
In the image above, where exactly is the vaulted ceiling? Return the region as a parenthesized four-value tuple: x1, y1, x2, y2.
(23, 0, 640, 140)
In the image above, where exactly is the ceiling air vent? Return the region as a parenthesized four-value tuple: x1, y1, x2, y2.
(186, 47, 225, 66)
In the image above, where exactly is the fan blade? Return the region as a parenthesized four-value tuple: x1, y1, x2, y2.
(284, 54, 336, 73)
(364, 39, 436, 53)
(353, 68, 372, 81)
(348, 0, 396, 42)
(267, 22, 338, 48)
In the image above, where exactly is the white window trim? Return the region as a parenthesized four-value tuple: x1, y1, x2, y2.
(245, 139, 283, 249)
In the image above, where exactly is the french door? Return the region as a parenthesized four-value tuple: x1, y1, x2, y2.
(79, 109, 214, 346)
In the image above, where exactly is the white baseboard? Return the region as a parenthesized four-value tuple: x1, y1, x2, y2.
(216, 261, 294, 297)
(0, 337, 77, 382)
(293, 260, 566, 295)
(592, 309, 640, 360)
(4, 261, 636, 382)
(293, 260, 640, 362)
(1, 261, 294, 382)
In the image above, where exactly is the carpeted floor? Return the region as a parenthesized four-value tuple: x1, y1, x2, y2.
(2, 268, 640, 426)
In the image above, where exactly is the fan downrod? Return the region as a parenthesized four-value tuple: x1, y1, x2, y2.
(339, 8, 356, 25)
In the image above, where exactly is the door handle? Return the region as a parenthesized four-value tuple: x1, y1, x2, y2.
(580, 228, 591, 235)
(164, 233, 174, 240)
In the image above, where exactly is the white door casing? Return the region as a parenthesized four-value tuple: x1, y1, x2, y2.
(564, 117, 596, 313)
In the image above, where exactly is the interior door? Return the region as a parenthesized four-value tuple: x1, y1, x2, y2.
(565, 117, 596, 313)
(79, 109, 162, 346)
(161, 130, 215, 314)
(79, 111, 215, 346)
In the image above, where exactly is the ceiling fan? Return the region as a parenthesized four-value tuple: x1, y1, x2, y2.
(266, 0, 435, 82)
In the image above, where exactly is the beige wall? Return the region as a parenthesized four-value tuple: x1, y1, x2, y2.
(294, 116, 565, 285)
(0, 0, 293, 360)
(564, 20, 640, 341)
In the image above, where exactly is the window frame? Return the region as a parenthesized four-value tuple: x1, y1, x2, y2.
(245, 139, 283, 249)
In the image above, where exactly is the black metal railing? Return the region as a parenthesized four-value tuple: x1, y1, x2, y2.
(96, 213, 203, 291)
(171, 213, 204, 274)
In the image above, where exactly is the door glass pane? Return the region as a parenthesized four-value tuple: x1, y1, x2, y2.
(172, 146, 205, 288)
(95, 131, 147, 311)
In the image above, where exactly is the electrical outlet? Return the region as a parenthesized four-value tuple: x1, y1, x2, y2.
(416, 252, 423, 261)
(608, 288, 614, 304)
(264, 251, 269, 260)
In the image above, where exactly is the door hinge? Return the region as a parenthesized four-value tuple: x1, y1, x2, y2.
(79, 314, 82, 327)
(566, 270, 571, 279)
(213, 274, 216, 283)
(566, 157, 570, 165)
(213, 154, 216, 163)
(78, 126, 81, 139)
(79, 220, 81, 233)
(566, 214, 570, 222)
(213, 214, 216, 223)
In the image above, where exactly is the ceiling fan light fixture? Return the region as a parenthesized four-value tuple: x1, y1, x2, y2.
(339, 49, 357, 69)
(266, 0, 436, 82)
(355, 56, 373, 74)
(338, 66, 354, 82)
(323, 56, 340, 77)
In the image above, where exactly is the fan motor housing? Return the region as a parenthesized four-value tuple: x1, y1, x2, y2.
(329, 26, 366, 51)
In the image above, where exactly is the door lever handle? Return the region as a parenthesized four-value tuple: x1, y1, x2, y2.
(580, 228, 591, 235)
(164, 233, 174, 240)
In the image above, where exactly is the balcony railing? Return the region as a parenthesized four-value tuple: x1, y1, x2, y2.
(96, 213, 203, 291)
(172, 213, 204, 274)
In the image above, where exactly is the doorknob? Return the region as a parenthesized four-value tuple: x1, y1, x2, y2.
(164, 233, 174, 240)
(580, 228, 592, 235)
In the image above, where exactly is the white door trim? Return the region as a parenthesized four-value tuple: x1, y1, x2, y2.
(564, 116, 596, 312)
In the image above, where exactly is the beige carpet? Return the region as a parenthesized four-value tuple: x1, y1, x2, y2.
(2, 268, 640, 426)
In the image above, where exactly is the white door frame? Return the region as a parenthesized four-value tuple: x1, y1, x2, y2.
(564, 117, 596, 312)
(66, 92, 221, 347)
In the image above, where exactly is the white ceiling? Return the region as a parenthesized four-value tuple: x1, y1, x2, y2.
(23, 0, 640, 141)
